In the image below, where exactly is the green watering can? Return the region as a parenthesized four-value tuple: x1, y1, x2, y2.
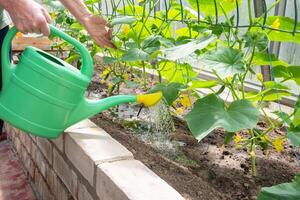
(1, 25, 161, 139)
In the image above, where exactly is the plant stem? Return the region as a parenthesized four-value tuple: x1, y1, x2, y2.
(261, 108, 275, 128)
(249, 129, 256, 176)
(229, 84, 239, 100)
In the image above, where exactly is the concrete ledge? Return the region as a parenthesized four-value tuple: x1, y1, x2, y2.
(5, 119, 184, 200)
(97, 160, 185, 200)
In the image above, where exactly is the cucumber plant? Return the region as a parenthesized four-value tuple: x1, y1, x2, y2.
(47, 0, 300, 198)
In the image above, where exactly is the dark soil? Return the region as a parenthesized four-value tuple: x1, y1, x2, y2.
(88, 66, 300, 200)
(91, 113, 300, 200)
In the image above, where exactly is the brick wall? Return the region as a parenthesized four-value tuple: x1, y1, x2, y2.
(4, 119, 184, 200)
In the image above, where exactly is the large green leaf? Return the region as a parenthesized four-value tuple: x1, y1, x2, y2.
(273, 65, 300, 85)
(258, 174, 300, 200)
(159, 61, 197, 84)
(255, 16, 300, 44)
(246, 90, 291, 102)
(187, 0, 241, 16)
(161, 35, 216, 61)
(122, 48, 150, 62)
(188, 80, 218, 89)
(263, 81, 290, 90)
(176, 27, 200, 39)
(202, 47, 245, 78)
(148, 82, 185, 105)
(252, 52, 288, 67)
(185, 94, 259, 141)
(141, 35, 163, 54)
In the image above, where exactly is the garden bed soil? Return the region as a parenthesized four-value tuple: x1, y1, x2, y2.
(90, 113, 300, 200)
(88, 65, 300, 200)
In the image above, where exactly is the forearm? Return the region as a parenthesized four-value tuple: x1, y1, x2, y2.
(59, 0, 92, 24)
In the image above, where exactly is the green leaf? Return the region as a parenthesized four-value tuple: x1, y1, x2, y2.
(202, 47, 245, 78)
(252, 52, 288, 67)
(243, 32, 269, 52)
(141, 35, 161, 48)
(292, 95, 300, 127)
(292, 110, 300, 127)
(185, 94, 259, 141)
(188, 80, 218, 89)
(273, 66, 300, 85)
(141, 35, 162, 54)
(224, 132, 235, 145)
(263, 81, 290, 90)
(255, 16, 300, 44)
(295, 95, 300, 110)
(272, 111, 292, 125)
(111, 16, 137, 25)
(187, 0, 241, 16)
(122, 48, 150, 62)
(176, 27, 200, 39)
(148, 82, 185, 105)
(70, 22, 83, 30)
(159, 62, 197, 84)
(258, 174, 300, 200)
(246, 90, 291, 102)
(162, 35, 216, 61)
(288, 128, 300, 147)
(103, 56, 119, 64)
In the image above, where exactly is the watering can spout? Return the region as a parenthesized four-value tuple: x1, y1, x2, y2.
(67, 95, 137, 127)
(66, 92, 162, 127)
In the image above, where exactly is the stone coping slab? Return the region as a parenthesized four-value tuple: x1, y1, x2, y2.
(64, 119, 185, 200)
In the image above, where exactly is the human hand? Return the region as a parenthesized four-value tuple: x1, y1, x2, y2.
(4, 0, 51, 36)
(82, 15, 116, 49)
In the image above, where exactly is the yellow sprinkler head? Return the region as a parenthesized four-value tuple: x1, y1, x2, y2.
(137, 92, 163, 107)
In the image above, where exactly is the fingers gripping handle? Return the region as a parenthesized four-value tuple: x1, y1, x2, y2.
(1, 25, 94, 89)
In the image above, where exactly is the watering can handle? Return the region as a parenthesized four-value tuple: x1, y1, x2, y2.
(1, 24, 93, 88)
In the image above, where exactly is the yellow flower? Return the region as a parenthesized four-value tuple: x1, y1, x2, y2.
(272, 138, 284, 152)
(123, 25, 130, 36)
(100, 68, 110, 78)
(256, 73, 263, 82)
(50, 12, 57, 20)
(100, 79, 105, 84)
(175, 107, 184, 115)
(179, 94, 191, 108)
(234, 133, 242, 143)
(272, 18, 280, 29)
(226, 75, 233, 82)
(123, 73, 129, 80)
(250, 150, 255, 157)
(107, 82, 113, 90)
